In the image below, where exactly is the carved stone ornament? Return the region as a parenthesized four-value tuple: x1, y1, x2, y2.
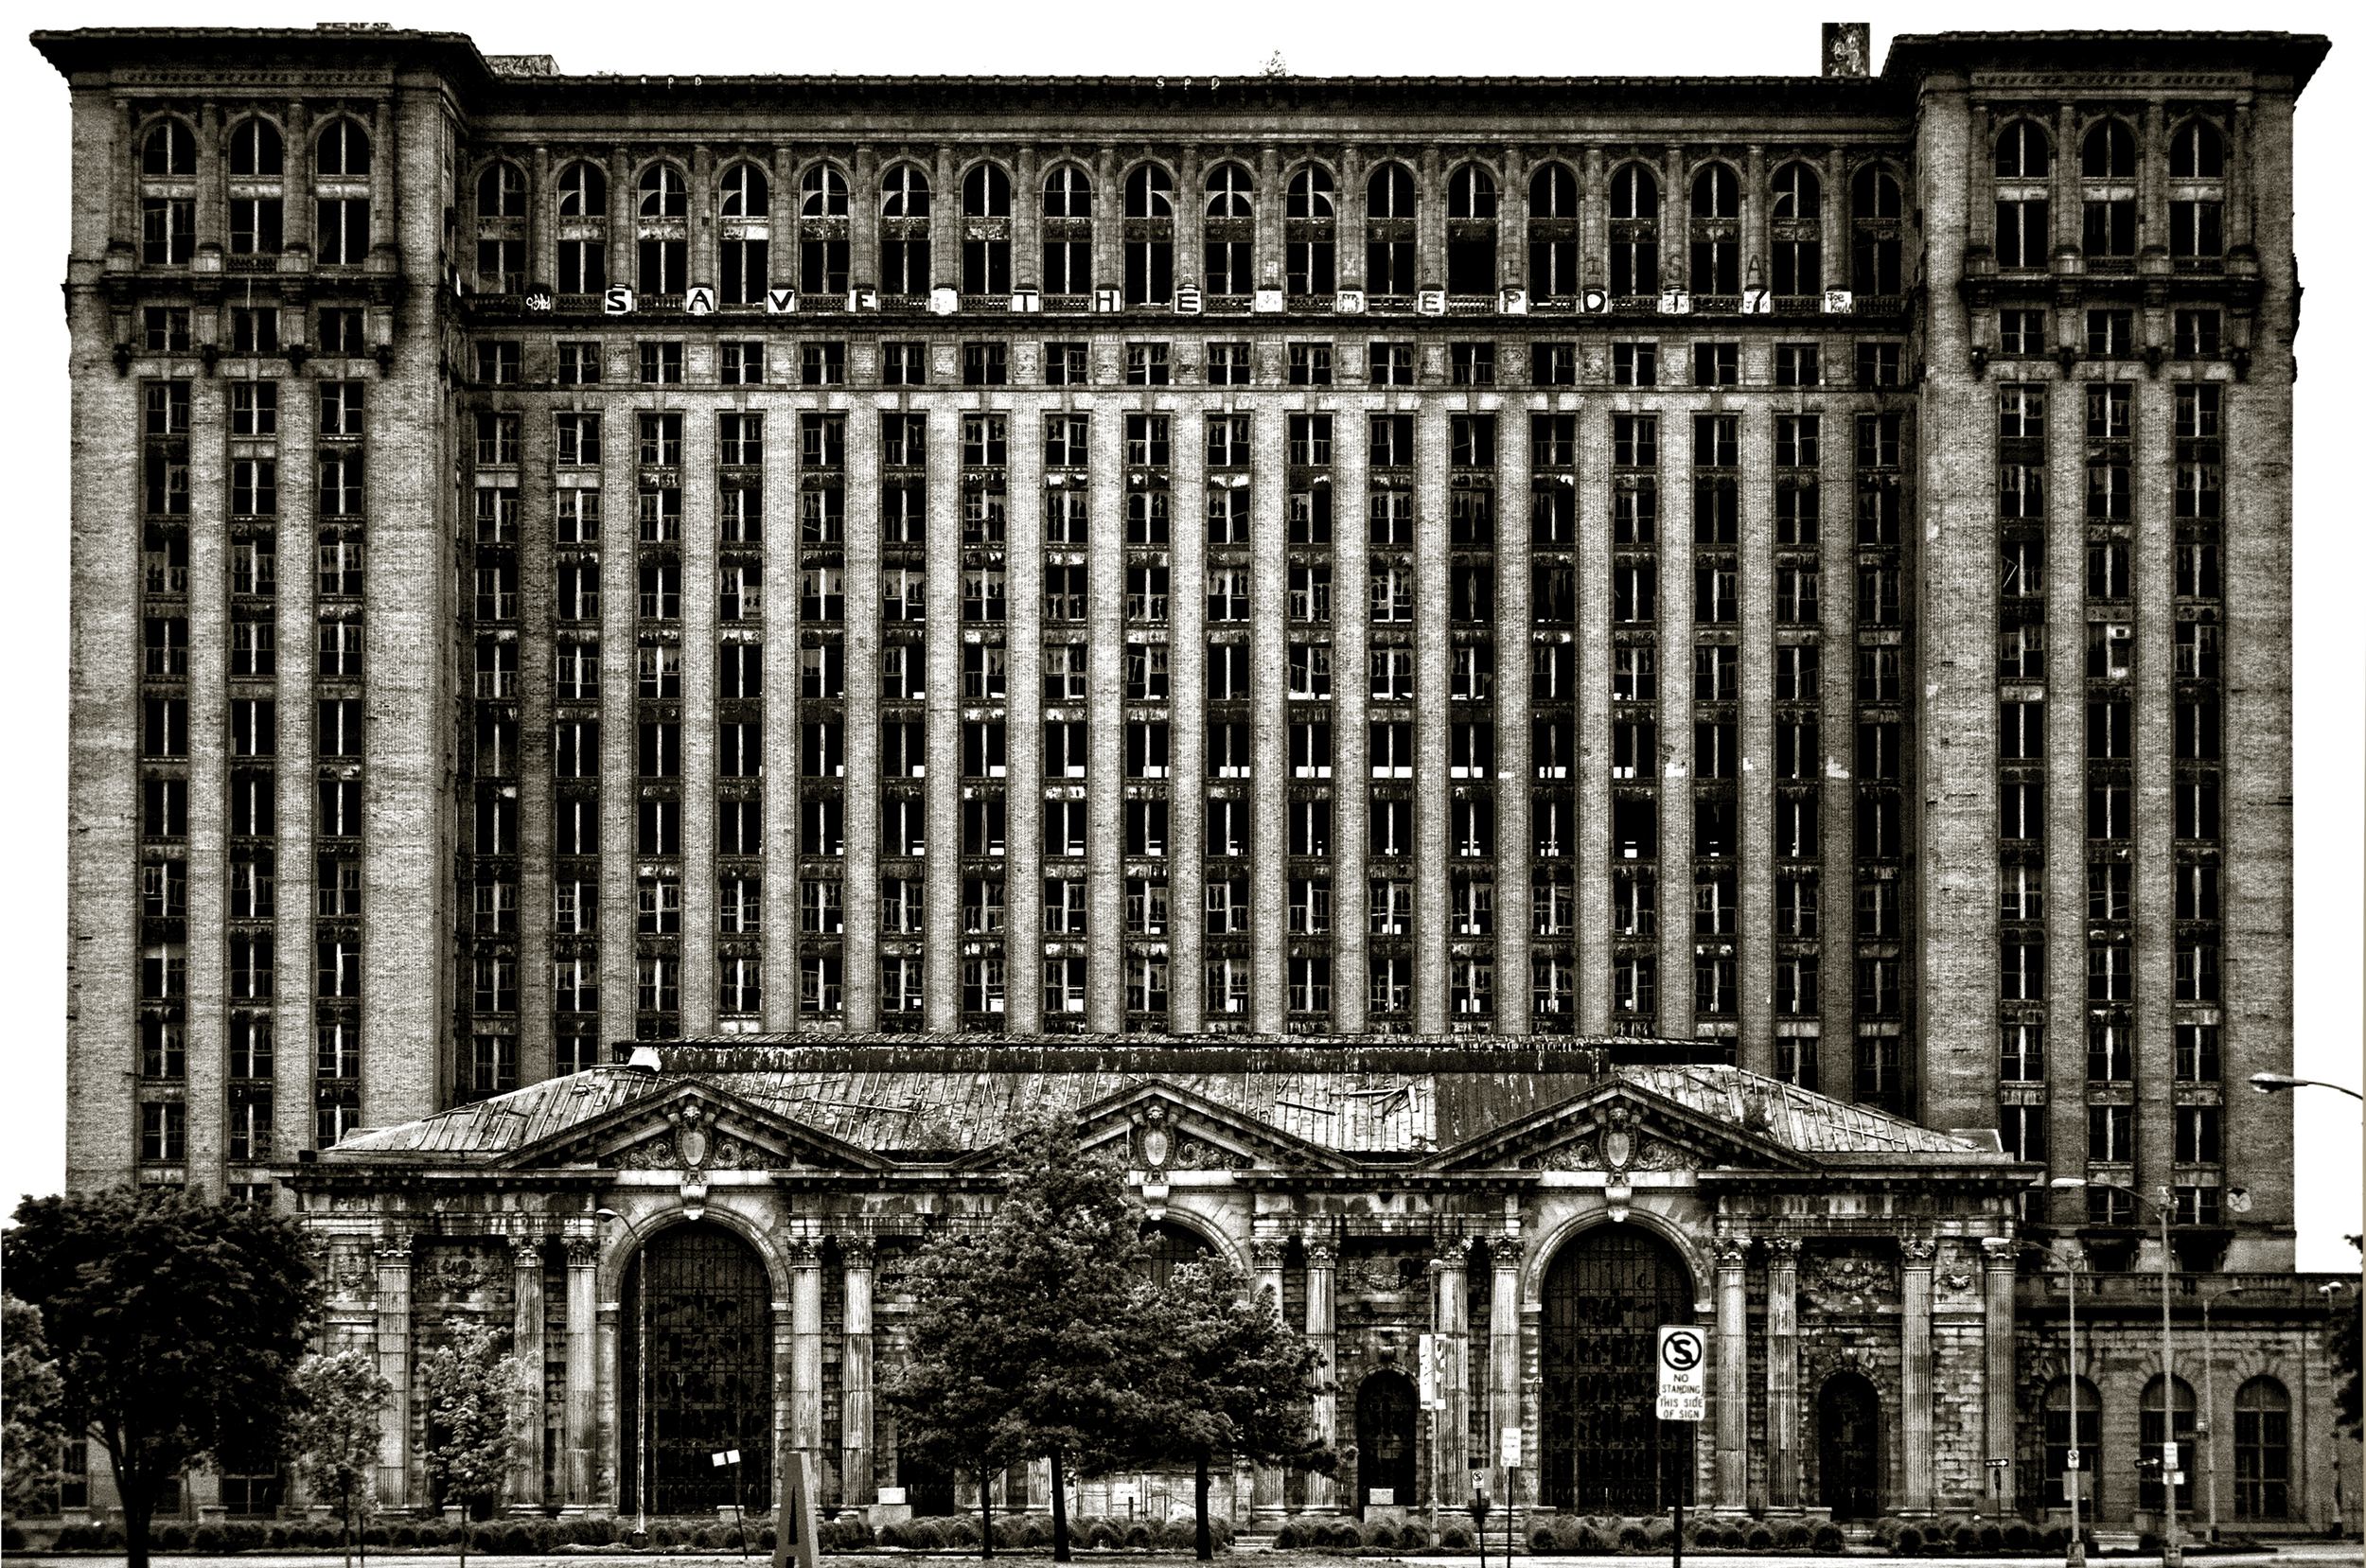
(616, 1136, 680, 1171)
(1631, 1137, 1700, 1172)
(1174, 1134, 1251, 1172)
(1491, 1236, 1527, 1269)
(430, 1254, 494, 1297)
(1251, 1238, 1289, 1270)
(1517, 1136, 1599, 1172)
(1799, 1251, 1898, 1314)
(1900, 1236, 1939, 1266)
(1139, 1103, 1172, 1172)
(674, 1103, 710, 1170)
(1602, 1103, 1636, 1172)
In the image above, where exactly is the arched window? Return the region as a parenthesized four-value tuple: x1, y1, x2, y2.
(1689, 165, 1740, 294)
(801, 165, 847, 217)
(1447, 165, 1496, 220)
(555, 163, 607, 294)
(2170, 120, 2226, 180)
(962, 165, 1012, 294)
(475, 163, 527, 294)
(1286, 167, 1335, 295)
(1123, 166, 1174, 304)
(477, 162, 525, 218)
(1851, 165, 1904, 295)
(1608, 165, 1660, 298)
(1772, 162, 1824, 296)
(1690, 164, 1739, 219)
(228, 120, 282, 178)
(1205, 163, 1254, 219)
(1138, 1220, 1213, 1288)
(227, 123, 285, 258)
(638, 163, 687, 218)
(1043, 166, 1092, 218)
(1123, 163, 1173, 220)
(1527, 164, 1580, 299)
(1995, 120, 2051, 179)
(2140, 1376, 2197, 1511)
(1993, 126, 2050, 270)
(1367, 165, 1417, 295)
(720, 164, 768, 218)
(719, 166, 769, 306)
(2234, 1378, 2289, 1519)
(1446, 166, 1497, 293)
(142, 119, 196, 177)
(314, 119, 369, 177)
(2082, 119, 2137, 179)
(1541, 1226, 1694, 1512)
(879, 166, 931, 295)
(2042, 1378, 2102, 1509)
(557, 162, 607, 217)
(1042, 167, 1092, 295)
(1368, 164, 1416, 219)
(620, 1224, 775, 1516)
(1288, 166, 1333, 220)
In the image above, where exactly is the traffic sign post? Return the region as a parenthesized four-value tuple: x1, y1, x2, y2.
(1656, 1327, 1706, 1568)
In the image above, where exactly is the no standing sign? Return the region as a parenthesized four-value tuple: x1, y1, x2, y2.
(1655, 1325, 1706, 1422)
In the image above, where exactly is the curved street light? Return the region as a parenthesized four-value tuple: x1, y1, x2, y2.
(2246, 1072, 2364, 1101)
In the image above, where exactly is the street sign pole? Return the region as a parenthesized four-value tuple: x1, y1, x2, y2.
(1655, 1326, 1706, 1568)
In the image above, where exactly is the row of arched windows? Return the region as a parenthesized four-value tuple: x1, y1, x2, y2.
(1991, 117, 2230, 268)
(2043, 1374, 2290, 1518)
(483, 153, 1906, 305)
(139, 115, 371, 179)
(1992, 116, 2228, 180)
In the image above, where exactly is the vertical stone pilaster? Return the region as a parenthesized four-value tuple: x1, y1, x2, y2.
(792, 1237, 823, 1454)
(1712, 1236, 1750, 1510)
(511, 1240, 547, 1509)
(1491, 1238, 1526, 1506)
(597, 1298, 623, 1513)
(374, 1238, 414, 1507)
(1431, 1240, 1470, 1505)
(1305, 1239, 1338, 1512)
(1900, 1237, 1936, 1513)
(1765, 1237, 1801, 1510)
(564, 1239, 599, 1510)
(842, 1238, 876, 1506)
(1251, 1238, 1287, 1517)
(1979, 1238, 2018, 1514)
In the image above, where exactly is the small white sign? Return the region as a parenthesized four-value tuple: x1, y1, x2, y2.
(849, 289, 878, 312)
(1418, 1332, 1439, 1409)
(603, 286, 635, 315)
(877, 1488, 907, 1506)
(1658, 289, 1692, 316)
(1368, 1489, 1394, 1506)
(1580, 288, 1610, 313)
(1093, 288, 1124, 313)
(1416, 289, 1447, 316)
(1252, 288, 1287, 313)
(1824, 289, 1856, 314)
(765, 288, 798, 314)
(1010, 288, 1041, 313)
(685, 287, 716, 315)
(1497, 289, 1528, 315)
(1655, 1324, 1706, 1421)
(929, 286, 960, 315)
(1173, 285, 1203, 316)
(1500, 1425, 1522, 1467)
(1333, 289, 1366, 314)
(1741, 286, 1770, 315)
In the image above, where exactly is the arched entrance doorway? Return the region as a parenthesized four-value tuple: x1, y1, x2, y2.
(1815, 1373, 1880, 1521)
(1540, 1226, 1694, 1513)
(1354, 1370, 1418, 1517)
(621, 1223, 775, 1516)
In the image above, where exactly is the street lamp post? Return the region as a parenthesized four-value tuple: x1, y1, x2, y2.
(1995, 1227, 2089, 1568)
(2245, 1072, 2364, 1101)
(2051, 1177, 2182, 1568)
(2198, 1285, 2240, 1543)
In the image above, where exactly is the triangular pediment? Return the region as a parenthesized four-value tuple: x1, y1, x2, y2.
(1420, 1079, 1813, 1175)
(1044, 1079, 1359, 1176)
(492, 1078, 889, 1174)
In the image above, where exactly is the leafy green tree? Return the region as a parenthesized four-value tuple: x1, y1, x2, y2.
(291, 1349, 394, 1568)
(3, 1295, 66, 1508)
(1129, 1257, 1333, 1561)
(881, 1114, 1154, 1561)
(3, 1188, 319, 1568)
(420, 1320, 534, 1568)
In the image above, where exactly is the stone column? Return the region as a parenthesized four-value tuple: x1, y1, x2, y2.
(1252, 1240, 1288, 1517)
(374, 1237, 414, 1507)
(1490, 1239, 1525, 1506)
(1305, 1239, 1339, 1511)
(2051, 104, 2078, 265)
(1765, 1238, 1801, 1510)
(609, 147, 634, 298)
(1497, 147, 1527, 295)
(1979, 1239, 2018, 1515)
(1743, 144, 1767, 295)
(597, 1299, 623, 1513)
(793, 1239, 824, 1457)
(511, 1240, 547, 1510)
(1092, 146, 1119, 294)
(931, 144, 959, 291)
(771, 1298, 797, 1508)
(850, 145, 878, 291)
(1418, 145, 1444, 291)
(1432, 1240, 1470, 1506)
(1337, 145, 1367, 293)
(843, 1239, 877, 1507)
(690, 144, 715, 292)
(1257, 143, 1282, 293)
(531, 144, 553, 291)
(564, 1240, 600, 1510)
(1900, 1238, 1936, 1514)
(1014, 145, 1042, 292)
(1174, 143, 1204, 294)
(1714, 1236, 1750, 1511)
(197, 100, 223, 263)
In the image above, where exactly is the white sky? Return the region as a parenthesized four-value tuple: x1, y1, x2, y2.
(1, 2, 2356, 1271)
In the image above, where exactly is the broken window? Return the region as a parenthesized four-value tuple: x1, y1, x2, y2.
(1204, 163, 1255, 294)
(1609, 164, 1660, 296)
(879, 164, 932, 294)
(1122, 163, 1174, 305)
(1042, 165, 1092, 295)
(1527, 162, 1580, 300)
(1771, 161, 1822, 295)
(1286, 164, 1334, 294)
(1366, 164, 1418, 295)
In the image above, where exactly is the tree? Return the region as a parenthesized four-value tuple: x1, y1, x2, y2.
(1129, 1257, 1333, 1561)
(2335, 1235, 2362, 1438)
(291, 1349, 394, 1568)
(3, 1188, 319, 1568)
(420, 1320, 534, 1568)
(3, 1295, 66, 1508)
(881, 1114, 1153, 1562)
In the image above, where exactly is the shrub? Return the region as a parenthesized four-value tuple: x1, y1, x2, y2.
(1368, 1524, 1399, 1551)
(876, 1520, 913, 1550)
(1088, 1520, 1124, 1551)
(1531, 1524, 1559, 1552)
(1326, 1521, 1366, 1550)
(2037, 1525, 2066, 1552)
(1618, 1524, 1651, 1552)
(1871, 1518, 1904, 1546)
(1746, 1524, 1776, 1552)
(1976, 1524, 2003, 1553)
(1162, 1519, 1201, 1551)
(192, 1524, 226, 1554)
(1441, 1524, 1474, 1551)
(761, 1527, 779, 1551)
(1894, 1524, 1924, 1556)
(1, 1526, 23, 1553)
(1947, 1523, 1975, 1553)
(1812, 1523, 1845, 1554)
(2136, 1532, 2162, 1556)
(1123, 1521, 1155, 1549)
(157, 1525, 192, 1552)
(1398, 1523, 1426, 1550)
(1642, 1520, 1674, 1550)
(2001, 1523, 2032, 1552)
(1778, 1522, 1813, 1549)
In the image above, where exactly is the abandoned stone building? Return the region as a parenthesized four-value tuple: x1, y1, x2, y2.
(30, 17, 2350, 1540)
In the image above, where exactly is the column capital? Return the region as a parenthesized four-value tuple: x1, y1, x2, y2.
(1491, 1236, 1527, 1269)
(1251, 1238, 1289, 1270)
(1900, 1236, 1939, 1267)
(1715, 1235, 1752, 1266)
(1305, 1241, 1336, 1269)
(375, 1235, 416, 1266)
(564, 1237, 599, 1268)
(840, 1235, 877, 1269)
(1433, 1235, 1475, 1268)
(1765, 1236, 1803, 1265)
(788, 1235, 825, 1265)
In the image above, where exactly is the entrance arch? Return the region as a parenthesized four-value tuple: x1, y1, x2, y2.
(1353, 1370, 1418, 1517)
(1815, 1373, 1880, 1520)
(1539, 1225, 1695, 1513)
(621, 1222, 775, 1516)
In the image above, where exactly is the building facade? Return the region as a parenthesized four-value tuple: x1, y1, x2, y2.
(33, 19, 2350, 1539)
